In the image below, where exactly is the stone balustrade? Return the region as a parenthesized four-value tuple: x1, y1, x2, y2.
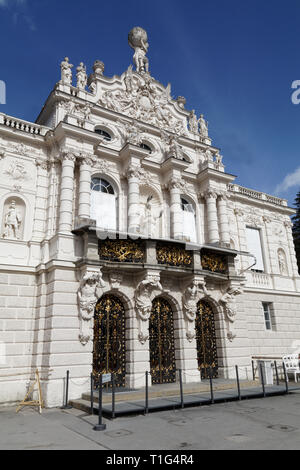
(1, 114, 48, 136)
(228, 184, 287, 207)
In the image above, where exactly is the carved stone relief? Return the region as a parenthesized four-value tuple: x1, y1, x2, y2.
(134, 272, 162, 344)
(77, 269, 106, 345)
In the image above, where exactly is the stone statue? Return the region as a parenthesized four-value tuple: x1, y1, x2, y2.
(167, 135, 183, 160)
(189, 110, 198, 134)
(140, 196, 162, 238)
(60, 57, 73, 85)
(124, 65, 134, 93)
(124, 120, 143, 145)
(77, 270, 106, 345)
(198, 114, 208, 137)
(128, 27, 149, 73)
(76, 62, 87, 90)
(220, 285, 243, 341)
(278, 250, 288, 276)
(3, 200, 22, 240)
(135, 274, 162, 344)
(182, 280, 206, 341)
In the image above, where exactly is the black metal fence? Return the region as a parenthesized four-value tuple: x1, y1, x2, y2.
(62, 361, 297, 422)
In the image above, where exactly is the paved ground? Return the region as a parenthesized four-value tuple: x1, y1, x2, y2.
(1, 390, 300, 450)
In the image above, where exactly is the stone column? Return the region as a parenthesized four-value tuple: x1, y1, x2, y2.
(217, 193, 230, 245)
(204, 190, 219, 243)
(127, 165, 141, 234)
(78, 154, 93, 220)
(58, 151, 76, 233)
(169, 178, 183, 240)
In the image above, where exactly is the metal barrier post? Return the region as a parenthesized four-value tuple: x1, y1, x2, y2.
(252, 360, 255, 381)
(90, 373, 94, 415)
(235, 365, 241, 401)
(274, 361, 279, 386)
(179, 369, 184, 409)
(145, 371, 149, 415)
(209, 367, 214, 404)
(112, 373, 116, 420)
(93, 374, 106, 431)
(259, 362, 266, 397)
(283, 362, 289, 394)
(61, 370, 72, 409)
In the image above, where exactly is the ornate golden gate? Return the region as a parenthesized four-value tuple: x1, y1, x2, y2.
(149, 298, 176, 384)
(195, 300, 218, 379)
(93, 294, 126, 387)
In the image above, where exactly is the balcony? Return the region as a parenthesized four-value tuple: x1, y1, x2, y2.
(73, 225, 240, 279)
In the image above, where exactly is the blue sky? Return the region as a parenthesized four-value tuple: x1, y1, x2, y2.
(0, 0, 300, 207)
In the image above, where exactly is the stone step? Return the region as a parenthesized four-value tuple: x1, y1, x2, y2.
(72, 379, 259, 408)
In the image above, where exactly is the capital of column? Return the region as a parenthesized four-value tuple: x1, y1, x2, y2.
(77, 152, 96, 168)
(125, 164, 143, 180)
(217, 191, 229, 201)
(59, 149, 77, 163)
(198, 188, 219, 200)
(166, 177, 185, 192)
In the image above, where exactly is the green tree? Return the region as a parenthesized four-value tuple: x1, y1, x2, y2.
(292, 190, 300, 274)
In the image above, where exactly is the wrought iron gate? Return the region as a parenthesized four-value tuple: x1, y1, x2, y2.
(93, 294, 126, 387)
(195, 300, 218, 379)
(149, 297, 176, 384)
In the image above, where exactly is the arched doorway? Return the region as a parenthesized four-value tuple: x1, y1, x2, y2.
(93, 294, 125, 387)
(196, 300, 218, 379)
(149, 297, 176, 384)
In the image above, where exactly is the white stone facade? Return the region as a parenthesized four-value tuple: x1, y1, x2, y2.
(0, 27, 299, 407)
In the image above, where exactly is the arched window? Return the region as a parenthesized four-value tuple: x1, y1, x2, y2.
(181, 197, 197, 243)
(95, 128, 112, 141)
(90, 177, 117, 230)
(139, 142, 152, 154)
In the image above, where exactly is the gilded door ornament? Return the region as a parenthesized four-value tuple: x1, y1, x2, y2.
(93, 294, 126, 387)
(99, 239, 145, 263)
(149, 298, 176, 384)
(135, 273, 162, 344)
(156, 242, 192, 267)
(195, 300, 218, 379)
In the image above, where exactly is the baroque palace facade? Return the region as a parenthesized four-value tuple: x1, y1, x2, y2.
(0, 27, 300, 406)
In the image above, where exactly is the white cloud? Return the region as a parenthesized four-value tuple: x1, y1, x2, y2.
(275, 166, 300, 194)
(0, 0, 27, 4)
(0, 0, 35, 30)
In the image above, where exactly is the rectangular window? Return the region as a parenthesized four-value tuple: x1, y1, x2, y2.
(262, 302, 273, 330)
(245, 227, 264, 272)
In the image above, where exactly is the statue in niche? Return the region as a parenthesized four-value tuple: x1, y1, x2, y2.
(76, 62, 87, 90)
(77, 270, 106, 345)
(140, 195, 162, 238)
(198, 114, 208, 137)
(189, 110, 198, 134)
(167, 135, 183, 160)
(2, 200, 22, 240)
(278, 250, 288, 276)
(128, 27, 149, 73)
(60, 57, 73, 85)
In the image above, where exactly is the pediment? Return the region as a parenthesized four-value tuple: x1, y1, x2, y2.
(97, 68, 189, 135)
